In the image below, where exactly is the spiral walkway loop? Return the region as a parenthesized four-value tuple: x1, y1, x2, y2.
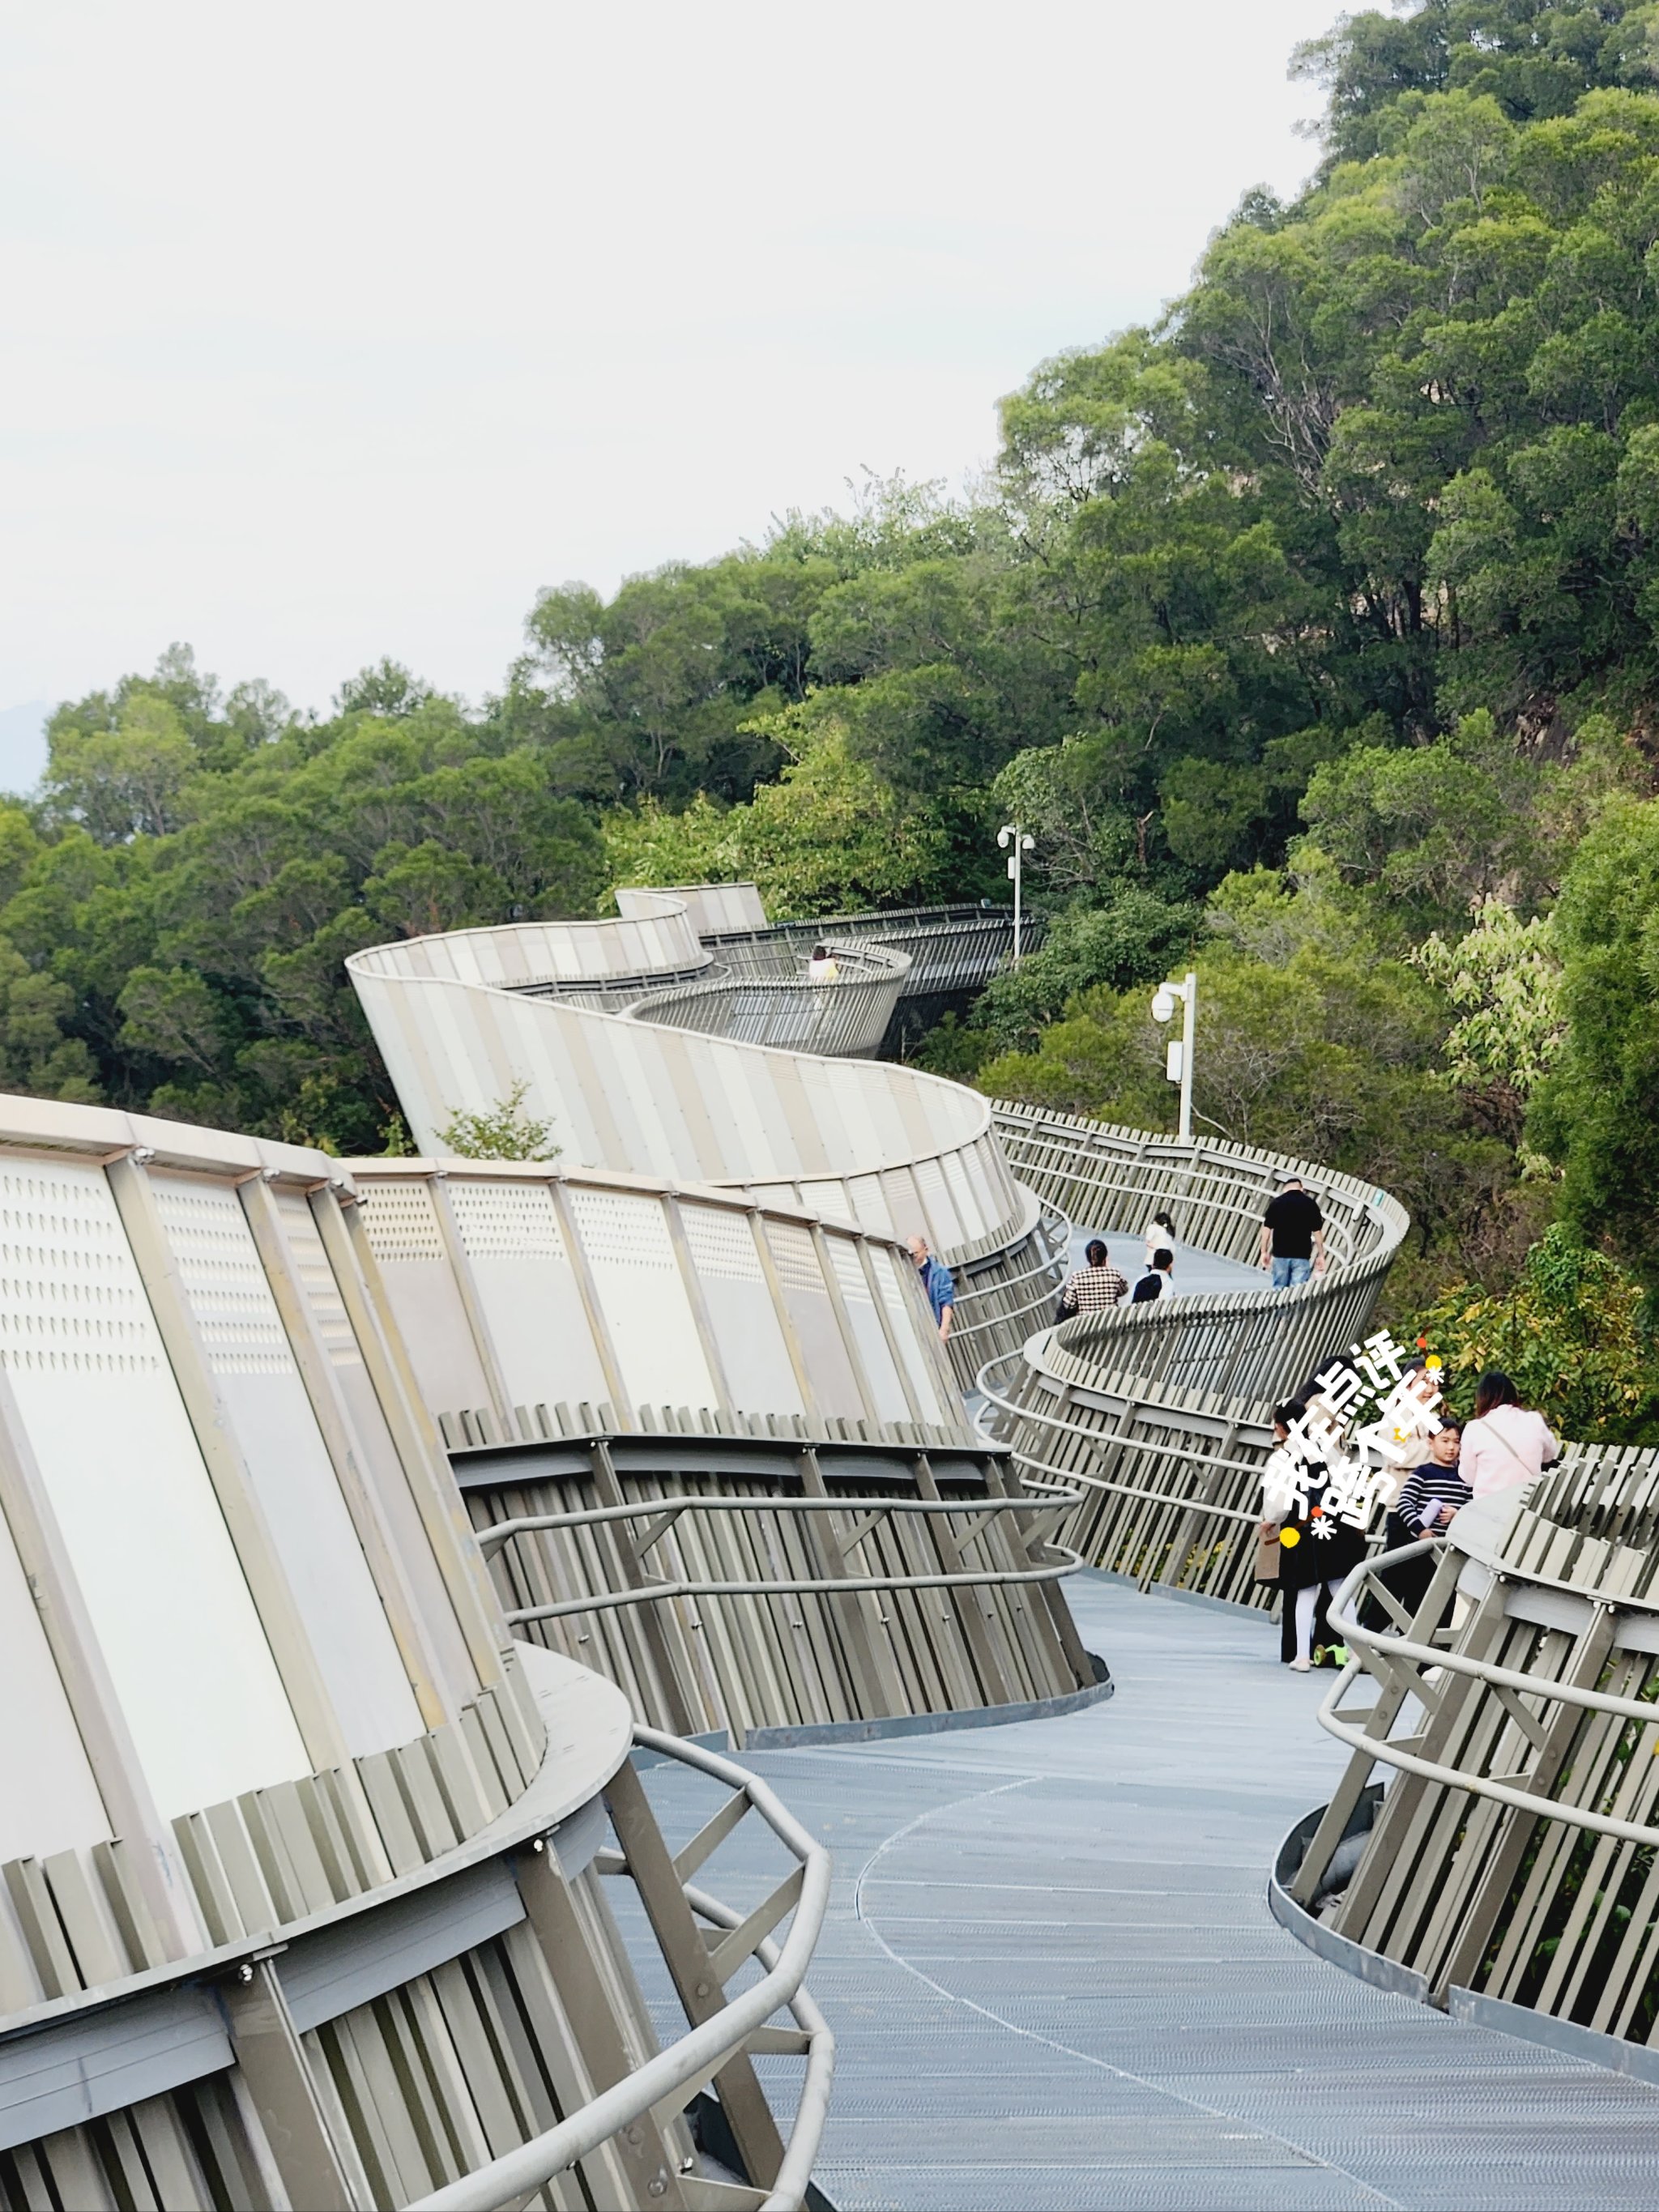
(346, 891, 1068, 1388)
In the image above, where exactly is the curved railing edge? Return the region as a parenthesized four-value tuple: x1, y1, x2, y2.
(403, 1725, 833, 2212)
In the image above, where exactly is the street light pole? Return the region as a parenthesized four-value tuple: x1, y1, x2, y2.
(1151, 970, 1198, 1140)
(997, 824, 1035, 961)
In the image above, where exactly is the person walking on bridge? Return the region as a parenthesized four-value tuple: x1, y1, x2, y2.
(1132, 1248, 1174, 1303)
(1259, 1177, 1326, 1289)
(908, 1234, 955, 1342)
(1056, 1238, 1128, 1320)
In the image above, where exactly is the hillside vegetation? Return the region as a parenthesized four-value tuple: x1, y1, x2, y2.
(19, 0, 1659, 1432)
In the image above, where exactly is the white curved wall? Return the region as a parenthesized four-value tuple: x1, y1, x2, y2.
(349, 930, 1030, 1265)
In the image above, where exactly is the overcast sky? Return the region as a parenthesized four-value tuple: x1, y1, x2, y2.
(0, 0, 1338, 757)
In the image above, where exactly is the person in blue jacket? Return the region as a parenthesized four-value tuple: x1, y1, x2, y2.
(907, 1234, 955, 1341)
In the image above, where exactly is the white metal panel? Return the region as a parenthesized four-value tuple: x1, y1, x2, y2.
(826, 1238, 908, 1426)
(565, 1188, 715, 1417)
(871, 1246, 949, 1428)
(765, 1223, 862, 1420)
(151, 1177, 422, 1760)
(0, 1161, 309, 1818)
(446, 1181, 609, 1416)
(680, 1204, 805, 1421)
(0, 1502, 109, 1864)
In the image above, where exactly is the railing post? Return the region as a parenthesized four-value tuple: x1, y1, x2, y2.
(603, 1762, 787, 2190)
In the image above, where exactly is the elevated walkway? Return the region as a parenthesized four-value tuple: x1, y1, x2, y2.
(635, 1577, 1659, 2211)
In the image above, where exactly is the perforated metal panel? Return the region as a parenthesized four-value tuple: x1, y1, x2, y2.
(151, 1181, 295, 1378)
(680, 1204, 765, 1284)
(447, 1181, 566, 1261)
(567, 1187, 714, 1417)
(356, 1178, 446, 1263)
(0, 1161, 309, 1816)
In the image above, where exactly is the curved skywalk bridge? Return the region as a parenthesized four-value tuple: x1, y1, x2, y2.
(347, 891, 1068, 1392)
(343, 884, 1659, 2201)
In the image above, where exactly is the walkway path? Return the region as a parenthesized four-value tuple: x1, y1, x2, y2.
(1066, 1227, 1263, 1301)
(639, 1578, 1659, 2211)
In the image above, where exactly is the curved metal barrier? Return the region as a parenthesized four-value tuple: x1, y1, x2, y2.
(0, 1095, 838, 2212)
(1289, 1456, 1659, 2051)
(978, 1105, 1410, 1602)
(409, 1724, 834, 2212)
(454, 1430, 1097, 1744)
(629, 939, 911, 1059)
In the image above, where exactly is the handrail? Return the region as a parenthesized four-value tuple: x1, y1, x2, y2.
(403, 1726, 833, 2212)
(476, 1490, 1081, 1552)
(503, 1548, 1084, 1626)
(480, 1485, 1084, 1624)
(1311, 1544, 1659, 1856)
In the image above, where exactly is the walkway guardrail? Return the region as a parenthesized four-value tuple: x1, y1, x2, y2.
(1294, 1453, 1659, 2048)
(456, 1430, 1098, 1743)
(407, 1724, 834, 2212)
(629, 939, 911, 1057)
(979, 1105, 1410, 1603)
(476, 1489, 1084, 1622)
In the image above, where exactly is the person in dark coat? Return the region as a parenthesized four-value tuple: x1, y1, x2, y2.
(1265, 1396, 1368, 1670)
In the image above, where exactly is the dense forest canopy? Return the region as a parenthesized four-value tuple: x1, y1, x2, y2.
(19, 0, 1659, 1433)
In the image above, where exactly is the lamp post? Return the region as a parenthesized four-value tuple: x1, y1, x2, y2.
(997, 824, 1034, 961)
(1150, 971, 1197, 1141)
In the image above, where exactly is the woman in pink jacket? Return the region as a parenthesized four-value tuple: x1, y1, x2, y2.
(1459, 1370, 1559, 1498)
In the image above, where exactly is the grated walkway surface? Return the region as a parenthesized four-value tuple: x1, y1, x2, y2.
(634, 1577, 1659, 2211)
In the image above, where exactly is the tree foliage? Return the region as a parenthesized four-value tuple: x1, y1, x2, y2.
(6, 0, 1659, 1391)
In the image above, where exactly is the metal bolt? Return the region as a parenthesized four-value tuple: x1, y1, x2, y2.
(238, 1963, 254, 1984)
(647, 2180, 666, 2198)
(625, 2125, 643, 2146)
(694, 1979, 710, 1998)
(531, 1836, 545, 1853)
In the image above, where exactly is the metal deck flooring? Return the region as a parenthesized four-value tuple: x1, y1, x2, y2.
(633, 1576, 1659, 2210)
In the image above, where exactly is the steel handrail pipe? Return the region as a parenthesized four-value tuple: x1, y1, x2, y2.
(969, 1426, 1267, 1528)
(975, 1357, 1274, 1498)
(504, 1544, 1087, 1626)
(403, 1724, 833, 2212)
(1324, 1546, 1659, 1736)
(475, 1488, 1084, 1554)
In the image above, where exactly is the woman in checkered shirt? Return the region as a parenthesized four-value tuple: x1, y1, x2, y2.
(1057, 1239, 1129, 1317)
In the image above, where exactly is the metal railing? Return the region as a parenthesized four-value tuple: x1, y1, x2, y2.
(1292, 1451, 1659, 2045)
(975, 1104, 1410, 1603)
(703, 903, 1038, 1007)
(627, 939, 911, 1058)
(458, 1430, 1100, 1743)
(475, 1489, 1084, 1623)
(407, 1727, 833, 2212)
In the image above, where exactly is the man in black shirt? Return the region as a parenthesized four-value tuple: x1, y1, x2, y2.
(1258, 1177, 1325, 1289)
(1132, 1248, 1174, 1302)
